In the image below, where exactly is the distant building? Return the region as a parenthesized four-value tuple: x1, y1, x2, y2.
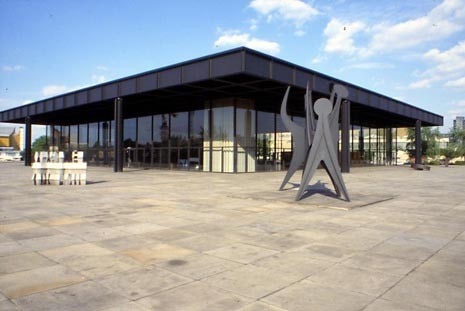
(0, 127, 23, 150)
(453, 116, 465, 130)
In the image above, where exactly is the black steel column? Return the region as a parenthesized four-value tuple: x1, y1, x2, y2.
(415, 120, 422, 164)
(341, 100, 350, 173)
(114, 98, 124, 172)
(24, 116, 32, 166)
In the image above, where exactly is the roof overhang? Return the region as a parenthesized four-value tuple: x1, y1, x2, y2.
(0, 47, 443, 128)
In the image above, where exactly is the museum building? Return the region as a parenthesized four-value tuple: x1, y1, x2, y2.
(0, 47, 443, 173)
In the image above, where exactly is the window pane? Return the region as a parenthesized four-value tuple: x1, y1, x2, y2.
(89, 122, 99, 147)
(153, 114, 169, 146)
(211, 99, 234, 172)
(137, 116, 152, 146)
(189, 109, 205, 170)
(60, 126, 69, 151)
(79, 124, 88, 150)
(170, 112, 188, 147)
(69, 125, 78, 150)
(236, 99, 256, 172)
(257, 111, 275, 171)
(123, 118, 137, 148)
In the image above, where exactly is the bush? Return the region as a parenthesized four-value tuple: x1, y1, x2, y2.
(454, 161, 465, 165)
(427, 159, 440, 165)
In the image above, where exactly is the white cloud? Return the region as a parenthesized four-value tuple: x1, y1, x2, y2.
(321, 0, 465, 58)
(91, 74, 106, 84)
(42, 85, 70, 97)
(323, 18, 365, 55)
(444, 77, 465, 88)
(311, 55, 327, 64)
(2, 65, 25, 72)
(343, 62, 394, 70)
(367, 0, 465, 55)
(408, 79, 434, 89)
(249, 0, 318, 28)
(214, 30, 280, 54)
(96, 65, 108, 71)
(249, 18, 259, 31)
(447, 100, 465, 120)
(409, 41, 465, 89)
(294, 29, 306, 37)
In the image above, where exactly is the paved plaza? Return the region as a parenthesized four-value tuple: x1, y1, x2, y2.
(1, 162, 464, 310)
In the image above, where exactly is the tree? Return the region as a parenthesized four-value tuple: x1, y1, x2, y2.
(406, 126, 440, 159)
(449, 127, 465, 156)
(440, 144, 465, 166)
(31, 135, 48, 155)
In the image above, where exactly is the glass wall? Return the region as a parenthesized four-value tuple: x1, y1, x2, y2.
(43, 96, 399, 172)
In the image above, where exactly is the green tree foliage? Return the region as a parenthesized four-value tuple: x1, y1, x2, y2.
(449, 128, 465, 156)
(31, 135, 48, 154)
(440, 145, 463, 159)
(406, 127, 440, 158)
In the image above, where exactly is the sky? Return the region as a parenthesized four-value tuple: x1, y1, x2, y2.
(1, 0, 464, 136)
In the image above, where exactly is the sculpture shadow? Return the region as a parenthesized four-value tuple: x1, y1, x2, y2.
(85, 180, 108, 185)
(297, 180, 343, 201)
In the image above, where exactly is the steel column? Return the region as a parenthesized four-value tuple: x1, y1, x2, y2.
(341, 100, 350, 173)
(114, 98, 124, 172)
(24, 116, 32, 166)
(415, 120, 422, 164)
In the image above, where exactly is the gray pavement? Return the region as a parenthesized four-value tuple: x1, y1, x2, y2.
(0, 162, 464, 310)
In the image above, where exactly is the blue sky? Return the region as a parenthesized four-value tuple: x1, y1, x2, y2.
(1, 0, 464, 135)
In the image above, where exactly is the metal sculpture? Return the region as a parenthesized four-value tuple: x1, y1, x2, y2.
(279, 83, 350, 201)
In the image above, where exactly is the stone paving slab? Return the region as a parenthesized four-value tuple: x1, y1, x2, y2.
(0, 265, 86, 299)
(137, 281, 252, 311)
(0, 252, 55, 274)
(13, 280, 129, 311)
(155, 253, 243, 280)
(96, 266, 192, 300)
(262, 280, 375, 311)
(383, 273, 465, 311)
(0, 163, 465, 310)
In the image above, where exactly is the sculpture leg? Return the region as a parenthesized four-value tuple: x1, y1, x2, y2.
(295, 140, 323, 201)
(323, 150, 350, 201)
(279, 143, 308, 190)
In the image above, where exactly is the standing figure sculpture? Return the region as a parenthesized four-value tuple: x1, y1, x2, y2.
(279, 83, 350, 202)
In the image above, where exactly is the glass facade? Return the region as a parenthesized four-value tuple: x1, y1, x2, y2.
(45, 97, 399, 172)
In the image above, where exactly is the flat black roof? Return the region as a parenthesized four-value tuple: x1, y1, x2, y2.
(0, 47, 443, 127)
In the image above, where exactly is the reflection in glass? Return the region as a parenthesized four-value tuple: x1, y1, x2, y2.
(211, 99, 234, 172)
(153, 114, 169, 168)
(189, 110, 205, 170)
(256, 111, 275, 171)
(137, 116, 152, 166)
(236, 99, 255, 172)
(70, 125, 78, 150)
(124, 118, 137, 166)
(79, 124, 88, 151)
(88, 122, 99, 164)
(170, 112, 188, 169)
